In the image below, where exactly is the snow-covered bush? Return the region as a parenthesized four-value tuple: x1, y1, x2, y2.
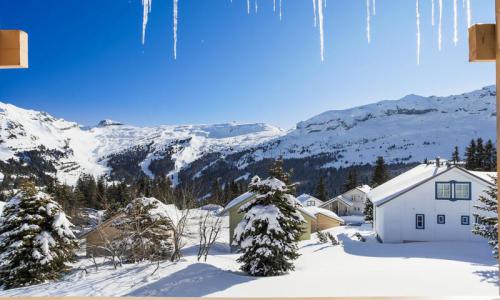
(233, 176, 305, 276)
(353, 232, 366, 242)
(0, 182, 78, 289)
(473, 178, 498, 258)
(115, 197, 175, 263)
(326, 232, 339, 245)
(317, 230, 328, 243)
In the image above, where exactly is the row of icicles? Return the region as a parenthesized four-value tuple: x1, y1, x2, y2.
(141, 0, 472, 64)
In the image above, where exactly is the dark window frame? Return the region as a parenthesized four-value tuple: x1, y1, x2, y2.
(437, 214, 446, 224)
(416, 214, 425, 229)
(461, 215, 470, 225)
(435, 181, 471, 201)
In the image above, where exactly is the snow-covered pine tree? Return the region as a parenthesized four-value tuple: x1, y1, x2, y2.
(473, 177, 498, 258)
(116, 197, 174, 262)
(363, 199, 374, 222)
(0, 181, 78, 289)
(233, 176, 305, 276)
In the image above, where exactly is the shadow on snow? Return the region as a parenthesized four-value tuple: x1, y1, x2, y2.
(126, 263, 255, 297)
(336, 233, 497, 266)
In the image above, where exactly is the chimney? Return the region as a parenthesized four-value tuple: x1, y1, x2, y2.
(436, 156, 441, 167)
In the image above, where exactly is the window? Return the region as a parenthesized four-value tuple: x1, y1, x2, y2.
(416, 214, 425, 229)
(461, 215, 470, 225)
(306, 200, 315, 206)
(435, 181, 471, 201)
(436, 182, 451, 199)
(454, 183, 471, 200)
(437, 214, 445, 224)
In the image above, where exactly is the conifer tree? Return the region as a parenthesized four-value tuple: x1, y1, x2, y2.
(363, 199, 373, 222)
(269, 157, 292, 185)
(343, 169, 358, 192)
(473, 178, 498, 258)
(314, 176, 328, 201)
(371, 156, 389, 187)
(484, 140, 496, 171)
(0, 181, 78, 289)
(451, 146, 460, 164)
(465, 139, 477, 170)
(475, 138, 485, 170)
(233, 176, 304, 276)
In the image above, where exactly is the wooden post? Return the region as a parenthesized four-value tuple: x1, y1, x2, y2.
(496, 0, 499, 282)
(0, 30, 28, 69)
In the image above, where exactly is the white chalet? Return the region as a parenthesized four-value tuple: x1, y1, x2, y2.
(296, 194, 325, 207)
(368, 160, 496, 243)
(321, 185, 372, 216)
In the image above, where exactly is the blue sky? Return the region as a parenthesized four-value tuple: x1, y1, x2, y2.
(0, 0, 495, 129)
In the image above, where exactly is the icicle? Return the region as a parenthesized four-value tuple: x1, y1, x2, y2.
(173, 0, 178, 59)
(141, 0, 152, 45)
(279, 0, 282, 21)
(366, 0, 371, 43)
(453, 0, 458, 46)
(247, 0, 250, 14)
(273, 0, 276, 12)
(431, 0, 435, 26)
(416, 0, 421, 65)
(318, 0, 324, 61)
(466, 0, 472, 29)
(255, 0, 258, 13)
(324, 0, 327, 8)
(312, 0, 317, 27)
(372, 0, 376, 16)
(438, 0, 443, 51)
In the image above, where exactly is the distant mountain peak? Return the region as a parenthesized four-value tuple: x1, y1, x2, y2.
(96, 119, 124, 127)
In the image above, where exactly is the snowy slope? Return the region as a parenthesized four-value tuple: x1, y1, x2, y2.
(0, 102, 284, 185)
(0, 222, 496, 297)
(236, 86, 496, 168)
(0, 86, 495, 185)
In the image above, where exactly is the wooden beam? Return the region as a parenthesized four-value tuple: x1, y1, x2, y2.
(469, 24, 496, 62)
(0, 30, 28, 69)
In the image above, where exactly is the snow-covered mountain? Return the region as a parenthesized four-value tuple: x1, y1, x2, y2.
(234, 85, 496, 169)
(0, 85, 495, 188)
(0, 102, 284, 185)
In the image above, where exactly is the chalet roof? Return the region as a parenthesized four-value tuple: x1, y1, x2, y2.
(368, 164, 496, 207)
(320, 195, 353, 208)
(355, 184, 372, 194)
(296, 194, 324, 205)
(220, 191, 317, 219)
(302, 206, 344, 223)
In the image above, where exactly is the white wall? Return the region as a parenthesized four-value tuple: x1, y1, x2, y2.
(376, 168, 494, 243)
(343, 189, 368, 216)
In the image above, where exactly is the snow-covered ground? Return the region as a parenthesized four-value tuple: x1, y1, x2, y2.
(0, 213, 496, 297)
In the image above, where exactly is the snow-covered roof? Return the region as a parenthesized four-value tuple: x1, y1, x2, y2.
(296, 194, 324, 205)
(355, 184, 372, 194)
(302, 206, 344, 223)
(368, 164, 496, 207)
(321, 194, 353, 208)
(468, 171, 497, 184)
(0, 201, 5, 216)
(220, 191, 317, 220)
(220, 191, 255, 215)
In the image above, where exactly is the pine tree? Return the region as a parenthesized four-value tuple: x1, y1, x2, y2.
(473, 178, 498, 258)
(484, 140, 495, 171)
(363, 199, 374, 222)
(233, 176, 304, 276)
(269, 157, 292, 185)
(343, 169, 358, 192)
(0, 181, 78, 289)
(476, 138, 485, 170)
(451, 146, 460, 164)
(465, 139, 477, 170)
(314, 176, 328, 201)
(371, 156, 389, 187)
